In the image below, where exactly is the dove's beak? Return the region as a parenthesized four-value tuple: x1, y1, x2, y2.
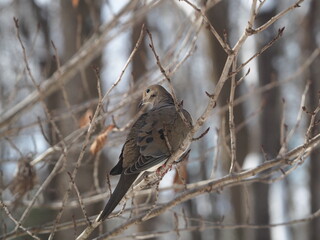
(138, 101, 144, 109)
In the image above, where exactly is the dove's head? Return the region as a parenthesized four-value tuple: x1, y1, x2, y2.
(139, 85, 174, 108)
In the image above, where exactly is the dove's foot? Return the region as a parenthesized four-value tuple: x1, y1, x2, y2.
(156, 163, 172, 177)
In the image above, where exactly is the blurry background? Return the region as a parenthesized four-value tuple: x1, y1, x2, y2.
(0, 0, 319, 239)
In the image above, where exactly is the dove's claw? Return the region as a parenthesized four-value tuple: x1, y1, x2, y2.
(156, 163, 172, 176)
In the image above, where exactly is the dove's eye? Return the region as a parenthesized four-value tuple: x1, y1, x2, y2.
(146, 89, 150, 93)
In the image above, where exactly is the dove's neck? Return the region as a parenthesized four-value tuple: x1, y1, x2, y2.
(155, 94, 174, 107)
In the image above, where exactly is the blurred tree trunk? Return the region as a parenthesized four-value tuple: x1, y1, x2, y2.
(207, 2, 249, 240)
(301, 0, 320, 239)
(254, 6, 281, 240)
(45, 1, 103, 238)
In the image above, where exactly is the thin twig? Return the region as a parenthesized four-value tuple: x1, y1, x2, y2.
(101, 23, 146, 104)
(182, 0, 232, 54)
(231, 27, 285, 77)
(51, 40, 78, 125)
(278, 81, 311, 155)
(254, 0, 304, 33)
(192, 127, 210, 141)
(228, 59, 237, 174)
(67, 172, 91, 225)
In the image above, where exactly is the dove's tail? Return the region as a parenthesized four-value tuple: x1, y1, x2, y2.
(98, 173, 139, 221)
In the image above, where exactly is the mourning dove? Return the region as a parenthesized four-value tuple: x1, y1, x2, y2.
(98, 84, 192, 221)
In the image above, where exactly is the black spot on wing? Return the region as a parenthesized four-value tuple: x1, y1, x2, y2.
(146, 137, 153, 143)
(158, 129, 165, 140)
(137, 136, 146, 143)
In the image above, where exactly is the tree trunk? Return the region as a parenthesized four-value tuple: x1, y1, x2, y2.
(207, 2, 249, 239)
(45, 1, 102, 239)
(301, 0, 320, 239)
(254, 6, 282, 240)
